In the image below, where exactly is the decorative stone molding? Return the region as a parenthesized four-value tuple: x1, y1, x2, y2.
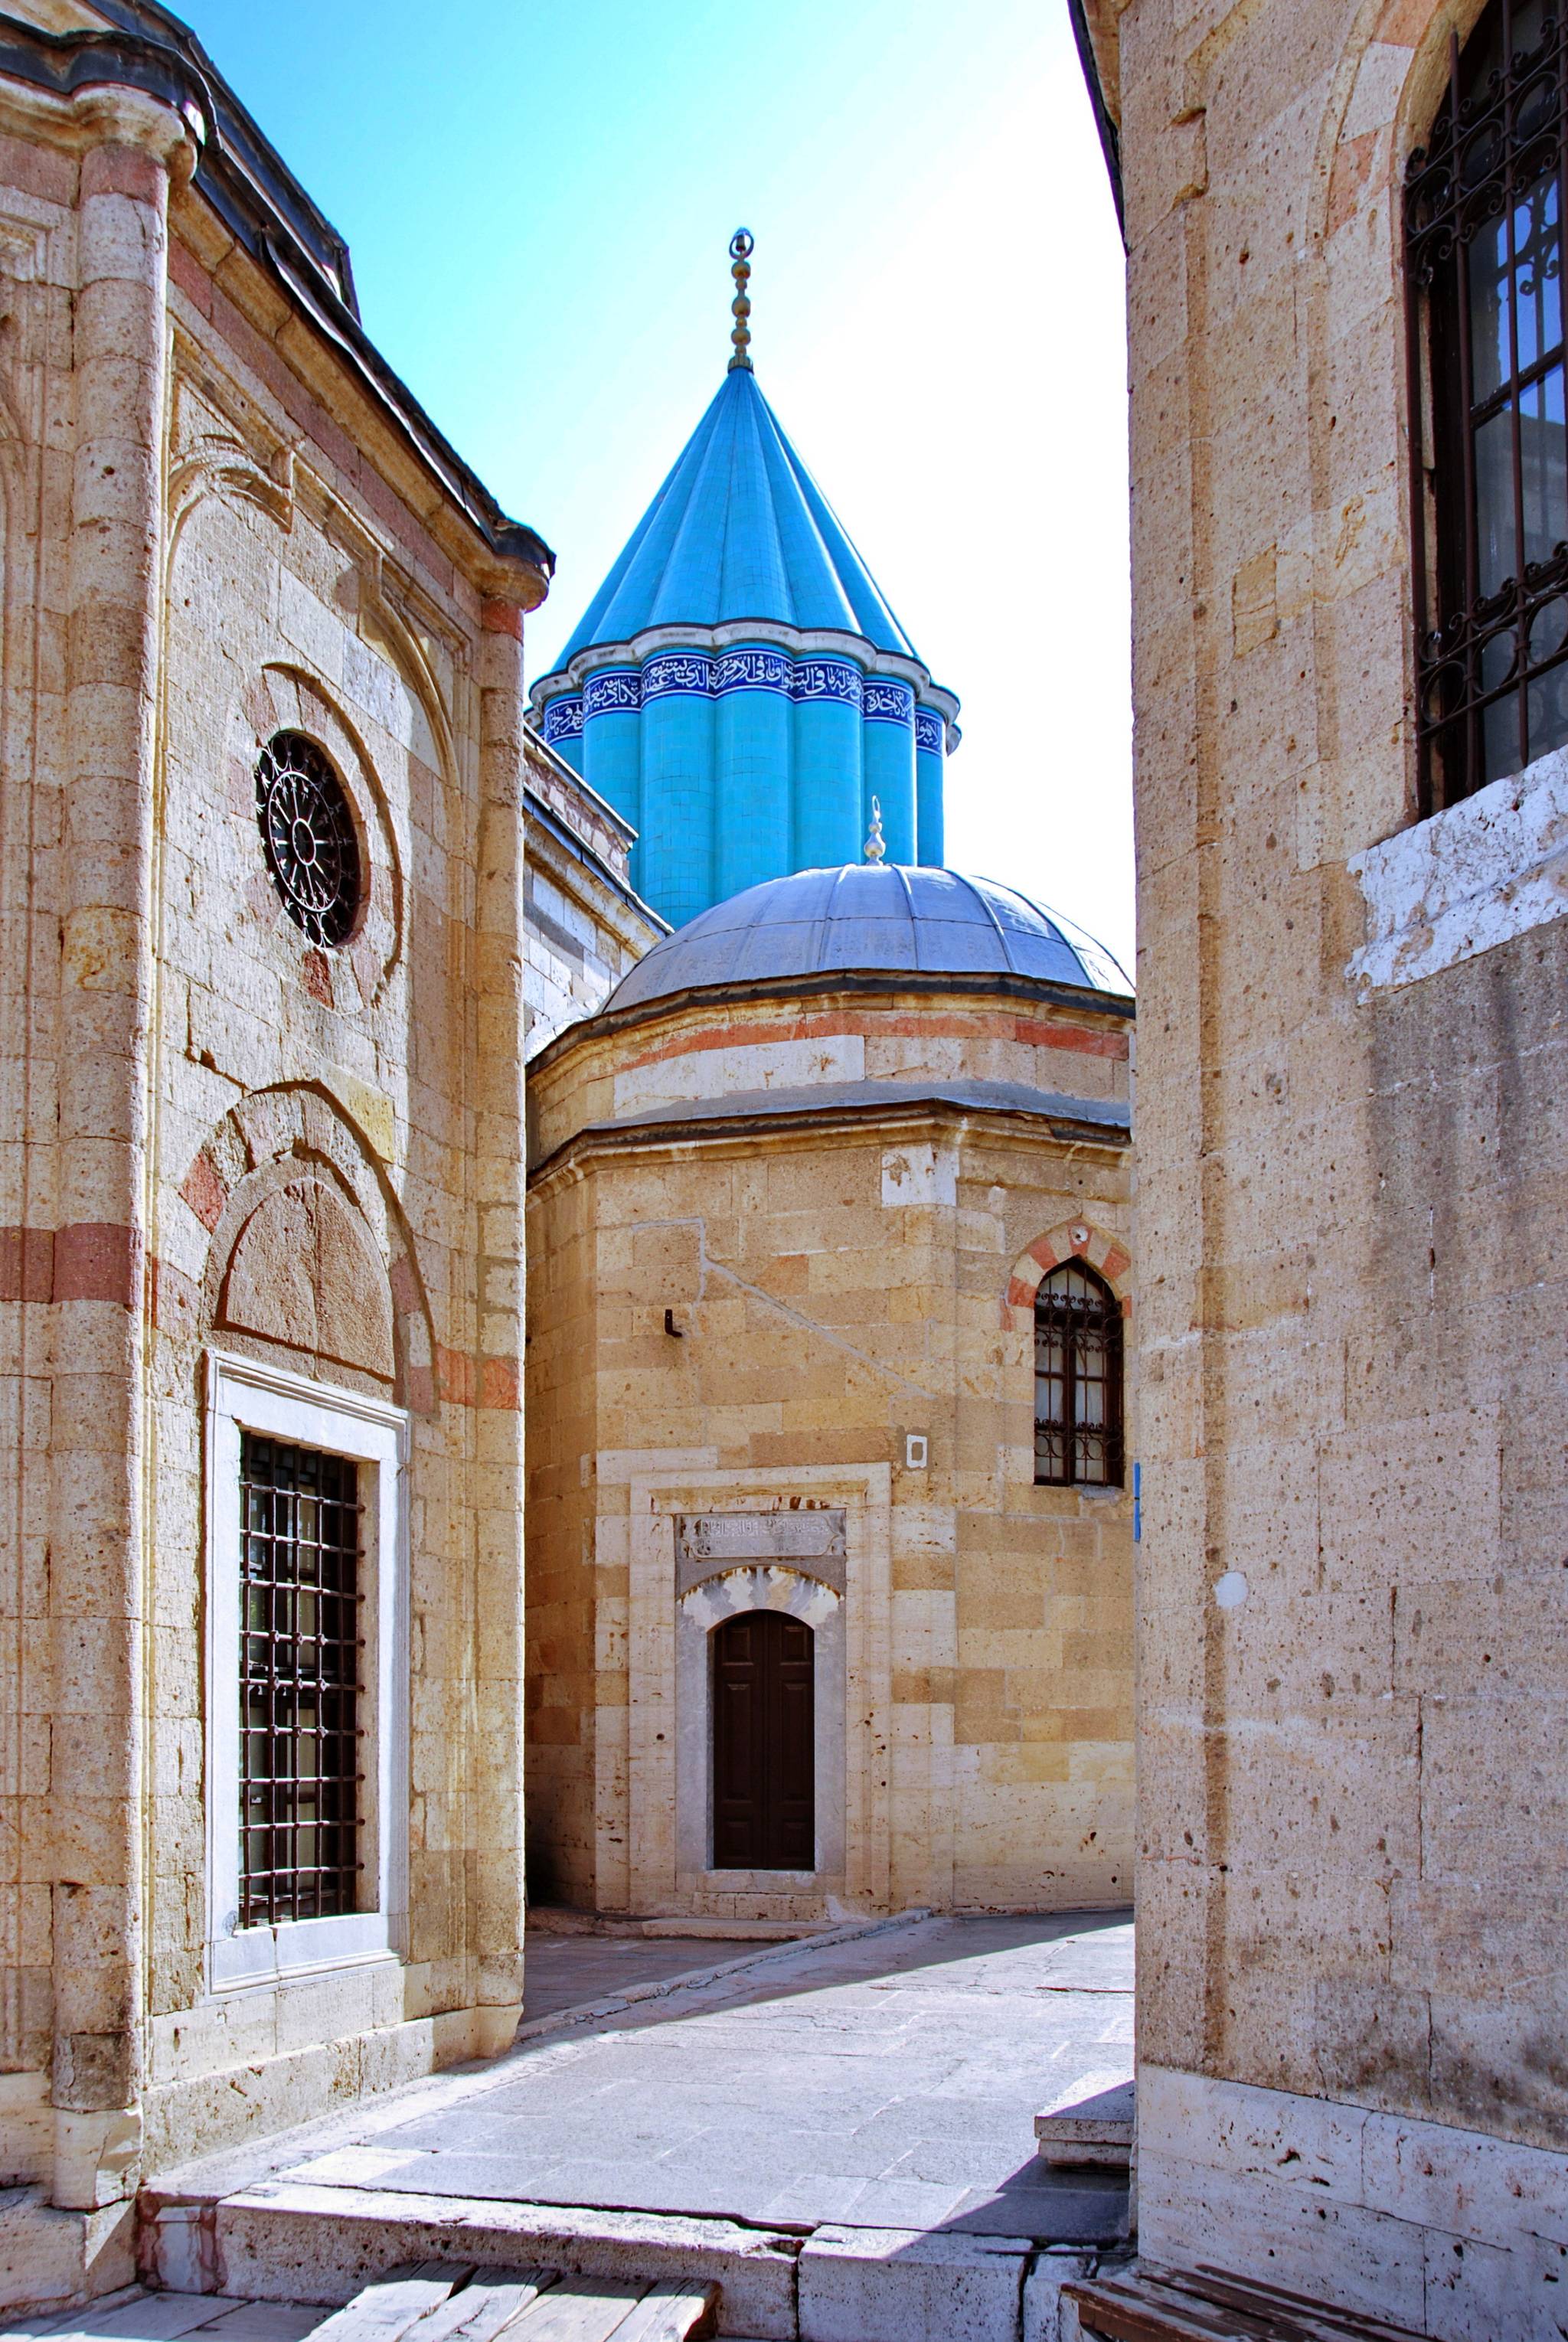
(203, 1348, 410, 1994)
(219, 1174, 395, 1382)
(679, 1564, 844, 1629)
(181, 1081, 436, 1413)
(619, 1463, 892, 1919)
(675, 1506, 847, 1598)
(237, 665, 405, 1011)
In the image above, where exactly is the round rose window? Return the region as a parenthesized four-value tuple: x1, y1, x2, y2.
(254, 731, 362, 949)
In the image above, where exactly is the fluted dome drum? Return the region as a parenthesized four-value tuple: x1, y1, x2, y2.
(605, 862, 1130, 1013)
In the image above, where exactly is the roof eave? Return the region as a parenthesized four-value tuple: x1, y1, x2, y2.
(2, 2, 555, 598)
(1068, 0, 1125, 242)
(529, 1082, 1131, 1187)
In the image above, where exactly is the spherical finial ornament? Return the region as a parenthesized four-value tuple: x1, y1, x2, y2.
(864, 797, 887, 864)
(727, 227, 755, 371)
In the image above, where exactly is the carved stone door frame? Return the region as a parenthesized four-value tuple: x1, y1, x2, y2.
(625, 1461, 893, 1918)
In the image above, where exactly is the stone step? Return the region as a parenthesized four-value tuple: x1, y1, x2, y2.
(139, 2187, 786, 2342)
(1034, 2080, 1135, 2171)
(139, 2181, 1109, 2340)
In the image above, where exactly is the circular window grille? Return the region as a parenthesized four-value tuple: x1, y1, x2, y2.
(254, 732, 362, 949)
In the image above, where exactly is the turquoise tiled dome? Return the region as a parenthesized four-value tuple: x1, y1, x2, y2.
(604, 863, 1131, 1012)
(531, 369, 958, 931)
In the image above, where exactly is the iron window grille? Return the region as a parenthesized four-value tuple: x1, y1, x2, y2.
(1406, 0, 1568, 812)
(254, 730, 363, 948)
(1034, 1261, 1124, 1488)
(238, 1430, 363, 1926)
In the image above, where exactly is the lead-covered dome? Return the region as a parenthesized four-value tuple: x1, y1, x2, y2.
(604, 863, 1130, 1013)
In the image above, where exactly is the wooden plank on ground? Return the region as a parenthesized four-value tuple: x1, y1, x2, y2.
(502, 2279, 648, 2342)
(309, 2265, 476, 2342)
(408, 2272, 557, 2342)
(1063, 2274, 1427, 2342)
(606, 2282, 720, 2342)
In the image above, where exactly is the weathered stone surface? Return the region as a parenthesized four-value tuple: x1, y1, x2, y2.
(1098, 0, 1568, 2321)
(221, 1180, 395, 1380)
(797, 2226, 1031, 2342)
(1034, 2082, 1134, 2170)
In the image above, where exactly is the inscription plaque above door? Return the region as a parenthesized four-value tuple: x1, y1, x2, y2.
(675, 1508, 846, 1598)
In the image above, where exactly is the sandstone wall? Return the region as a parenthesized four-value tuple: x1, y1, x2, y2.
(521, 734, 663, 1062)
(0, 44, 543, 2275)
(1105, 0, 1568, 2319)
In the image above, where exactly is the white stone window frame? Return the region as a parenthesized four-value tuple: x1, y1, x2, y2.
(204, 1349, 409, 1994)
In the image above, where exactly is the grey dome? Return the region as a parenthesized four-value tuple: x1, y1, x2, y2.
(606, 864, 1130, 1013)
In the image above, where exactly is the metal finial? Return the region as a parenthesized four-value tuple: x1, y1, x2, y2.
(864, 796, 886, 863)
(728, 227, 754, 372)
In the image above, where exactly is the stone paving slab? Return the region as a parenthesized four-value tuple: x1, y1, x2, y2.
(522, 1938, 763, 2026)
(153, 1914, 1132, 2256)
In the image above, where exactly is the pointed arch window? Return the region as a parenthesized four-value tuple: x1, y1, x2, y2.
(1406, 0, 1568, 811)
(1034, 1261, 1124, 1489)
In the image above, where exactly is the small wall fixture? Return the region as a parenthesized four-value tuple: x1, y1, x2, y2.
(664, 1308, 684, 1338)
(904, 1432, 928, 1470)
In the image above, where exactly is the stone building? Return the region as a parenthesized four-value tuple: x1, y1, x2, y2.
(0, 0, 1134, 2313)
(525, 862, 1135, 1924)
(521, 732, 665, 1060)
(1069, 0, 1568, 2332)
(0, 0, 656, 2301)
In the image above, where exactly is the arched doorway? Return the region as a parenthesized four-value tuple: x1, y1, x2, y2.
(711, 1610, 815, 1870)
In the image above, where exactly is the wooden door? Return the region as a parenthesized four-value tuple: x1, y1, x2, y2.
(711, 1609, 815, 1870)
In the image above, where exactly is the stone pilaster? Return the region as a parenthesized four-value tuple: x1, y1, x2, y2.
(50, 89, 192, 2213)
(468, 590, 534, 2038)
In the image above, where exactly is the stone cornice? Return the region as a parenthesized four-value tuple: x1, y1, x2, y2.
(528, 1081, 1131, 1191)
(0, 3, 554, 606)
(531, 619, 962, 742)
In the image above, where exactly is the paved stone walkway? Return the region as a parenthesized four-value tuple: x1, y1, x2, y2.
(521, 1934, 756, 2024)
(167, 1912, 1133, 2248)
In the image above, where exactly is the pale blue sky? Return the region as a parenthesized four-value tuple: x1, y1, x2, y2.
(176, 0, 1133, 970)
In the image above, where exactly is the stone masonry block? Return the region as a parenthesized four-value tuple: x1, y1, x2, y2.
(798, 2225, 1032, 2342)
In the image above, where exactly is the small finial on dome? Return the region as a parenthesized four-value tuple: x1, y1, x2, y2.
(864, 796, 886, 863)
(728, 228, 754, 372)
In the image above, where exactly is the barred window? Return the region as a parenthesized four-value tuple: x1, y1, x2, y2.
(238, 1431, 362, 1926)
(1406, 0, 1568, 811)
(1034, 1261, 1124, 1489)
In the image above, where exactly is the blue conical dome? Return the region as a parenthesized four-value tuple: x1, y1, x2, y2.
(559, 370, 919, 660)
(532, 367, 958, 932)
